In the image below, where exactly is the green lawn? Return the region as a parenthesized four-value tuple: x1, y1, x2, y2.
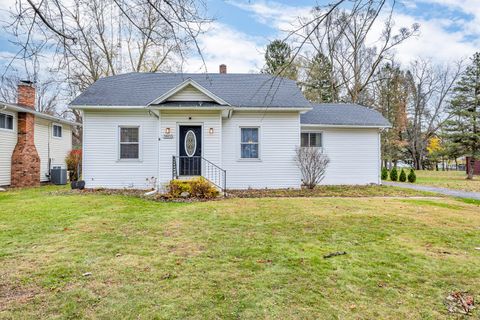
(1, 186, 480, 319)
(414, 170, 480, 193)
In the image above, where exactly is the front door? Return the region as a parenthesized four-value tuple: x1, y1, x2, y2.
(179, 125, 202, 176)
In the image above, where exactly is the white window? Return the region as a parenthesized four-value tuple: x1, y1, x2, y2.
(301, 132, 322, 148)
(53, 124, 62, 138)
(119, 126, 140, 160)
(0, 113, 14, 130)
(240, 127, 259, 159)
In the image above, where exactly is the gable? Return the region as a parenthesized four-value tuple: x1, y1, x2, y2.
(166, 84, 214, 102)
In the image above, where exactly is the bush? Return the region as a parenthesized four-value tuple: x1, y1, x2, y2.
(65, 149, 82, 181)
(167, 179, 192, 198)
(167, 177, 219, 199)
(295, 147, 330, 189)
(381, 167, 388, 180)
(408, 169, 417, 183)
(390, 167, 398, 181)
(190, 177, 219, 199)
(399, 169, 407, 182)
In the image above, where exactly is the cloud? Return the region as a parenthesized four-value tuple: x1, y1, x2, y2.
(229, 0, 311, 32)
(230, 0, 479, 66)
(184, 22, 266, 73)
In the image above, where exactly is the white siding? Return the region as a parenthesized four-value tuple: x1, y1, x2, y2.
(34, 118, 73, 182)
(0, 110, 17, 186)
(166, 85, 214, 102)
(158, 110, 222, 187)
(222, 112, 301, 189)
(83, 110, 158, 189)
(303, 127, 380, 185)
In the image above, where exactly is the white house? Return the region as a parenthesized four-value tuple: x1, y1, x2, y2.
(70, 65, 390, 191)
(0, 81, 78, 187)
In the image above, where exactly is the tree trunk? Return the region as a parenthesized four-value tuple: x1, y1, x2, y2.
(467, 157, 475, 180)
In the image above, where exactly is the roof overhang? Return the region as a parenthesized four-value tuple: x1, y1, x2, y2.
(148, 78, 230, 106)
(1, 102, 81, 126)
(70, 105, 145, 110)
(301, 123, 391, 129)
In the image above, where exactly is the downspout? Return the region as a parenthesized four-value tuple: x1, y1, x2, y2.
(144, 109, 160, 195)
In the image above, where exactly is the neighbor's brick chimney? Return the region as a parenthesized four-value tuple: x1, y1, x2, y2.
(219, 64, 227, 74)
(11, 80, 40, 187)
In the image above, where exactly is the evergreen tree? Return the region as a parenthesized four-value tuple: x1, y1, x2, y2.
(263, 40, 297, 80)
(303, 52, 337, 103)
(444, 52, 480, 179)
(374, 63, 409, 167)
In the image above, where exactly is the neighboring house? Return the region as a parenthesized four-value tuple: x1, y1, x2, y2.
(70, 65, 390, 191)
(0, 81, 79, 187)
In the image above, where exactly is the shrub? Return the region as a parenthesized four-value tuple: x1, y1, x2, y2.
(408, 169, 417, 183)
(390, 167, 398, 181)
(167, 177, 219, 199)
(295, 147, 330, 189)
(190, 177, 219, 199)
(167, 179, 192, 198)
(381, 167, 388, 180)
(399, 169, 407, 182)
(65, 149, 82, 181)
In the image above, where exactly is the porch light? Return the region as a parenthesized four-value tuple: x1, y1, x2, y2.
(165, 127, 171, 134)
(209, 127, 214, 135)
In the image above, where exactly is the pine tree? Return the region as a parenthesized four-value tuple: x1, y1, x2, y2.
(303, 53, 337, 103)
(399, 169, 407, 182)
(263, 40, 297, 80)
(444, 52, 480, 179)
(374, 63, 409, 168)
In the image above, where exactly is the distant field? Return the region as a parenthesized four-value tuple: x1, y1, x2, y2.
(410, 170, 480, 193)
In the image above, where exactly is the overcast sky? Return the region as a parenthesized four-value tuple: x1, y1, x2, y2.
(0, 0, 479, 75)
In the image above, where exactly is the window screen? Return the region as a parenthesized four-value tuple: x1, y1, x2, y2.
(0, 113, 13, 130)
(53, 124, 62, 137)
(241, 128, 259, 159)
(120, 127, 139, 159)
(301, 132, 322, 148)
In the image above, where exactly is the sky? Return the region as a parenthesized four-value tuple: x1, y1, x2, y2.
(0, 0, 479, 75)
(185, 0, 480, 72)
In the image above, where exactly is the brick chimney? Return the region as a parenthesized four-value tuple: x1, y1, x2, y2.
(17, 80, 36, 109)
(11, 80, 40, 187)
(219, 64, 227, 74)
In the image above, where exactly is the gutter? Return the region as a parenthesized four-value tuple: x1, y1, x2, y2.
(2, 102, 81, 126)
(301, 123, 392, 129)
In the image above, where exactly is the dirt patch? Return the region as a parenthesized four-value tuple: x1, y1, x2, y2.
(167, 242, 205, 257)
(0, 282, 40, 311)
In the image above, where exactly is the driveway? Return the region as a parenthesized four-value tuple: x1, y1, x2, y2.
(384, 181, 480, 200)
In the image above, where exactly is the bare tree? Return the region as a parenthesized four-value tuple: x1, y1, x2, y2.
(300, 2, 419, 103)
(405, 59, 463, 169)
(295, 147, 330, 189)
(6, 0, 211, 143)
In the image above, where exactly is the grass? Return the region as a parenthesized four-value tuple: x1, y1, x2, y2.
(1, 186, 480, 319)
(387, 170, 480, 193)
(230, 184, 438, 198)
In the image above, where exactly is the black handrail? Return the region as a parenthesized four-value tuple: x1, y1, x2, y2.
(172, 155, 226, 195)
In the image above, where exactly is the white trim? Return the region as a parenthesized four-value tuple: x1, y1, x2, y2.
(148, 79, 230, 106)
(238, 126, 261, 161)
(1, 102, 80, 126)
(117, 125, 142, 162)
(301, 123, 391, 129)
(234, 107, 312, 112)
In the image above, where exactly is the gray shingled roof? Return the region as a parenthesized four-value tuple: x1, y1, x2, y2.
(301, 104, 391, 127)
(70, 72, 311, 108)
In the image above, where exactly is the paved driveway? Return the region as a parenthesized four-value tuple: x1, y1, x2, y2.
(384, 181, 480, 200)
